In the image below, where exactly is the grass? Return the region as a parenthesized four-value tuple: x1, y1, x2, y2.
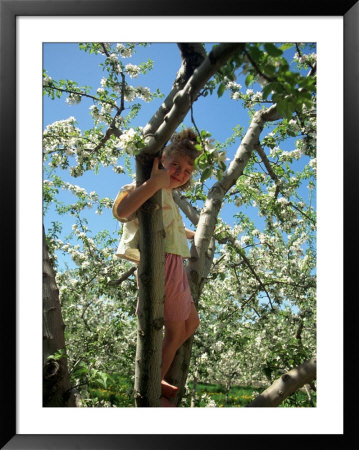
(189, 382, 260, 407)
(189, 382, 316, 408)
(81, 376, 316, 408)
(86, 374, 135, 407)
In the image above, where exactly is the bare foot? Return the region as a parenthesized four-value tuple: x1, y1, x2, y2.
(161, 380, 179, 399)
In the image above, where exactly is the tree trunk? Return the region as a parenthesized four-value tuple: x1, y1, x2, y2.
(43, 226, 76, 407)
(304, 384, 315, 406)
(134, 156, 165, 407)
(190, 374, 198, 407)
(247, 357, 316, 407)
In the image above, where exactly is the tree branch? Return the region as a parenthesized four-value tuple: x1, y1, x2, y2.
(247, 357, 316, 407)
(140, 43, 245, 157)
(255, 142, 316, 225)
(244, 48, 276, 83)
(172, 191, 200, 226)
(215, 231, 274, 310)
(187, 104, 281, 301)
(107, 266, 137, 286)
(143, 43, 206, 140)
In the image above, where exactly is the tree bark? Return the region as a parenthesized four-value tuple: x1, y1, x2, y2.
(43, 226, 76, 407)
(134, 43, 244, 407)
(134, 157, 165, 407)
(247, 357, 316, 407)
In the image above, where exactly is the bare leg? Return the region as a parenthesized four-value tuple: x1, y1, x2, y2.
(162, 304, 200, 379)
(161, 320, 186, 380)
(161, 304, 200, 398)
(184, 303, 200, 342)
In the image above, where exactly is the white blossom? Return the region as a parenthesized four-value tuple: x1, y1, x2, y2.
(116, 44, 133, 58)
(125, 64, 140, 78)
(66, 93, 82, 105)
(136, 86, 151, 102)
(43, 75, 52, 86)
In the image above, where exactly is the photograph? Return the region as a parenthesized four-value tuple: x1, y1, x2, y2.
(1, 0, 355, 448)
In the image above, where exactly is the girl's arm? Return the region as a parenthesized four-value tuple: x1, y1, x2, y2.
(185, 228, 195, 240)
(115, 158, 173, 220)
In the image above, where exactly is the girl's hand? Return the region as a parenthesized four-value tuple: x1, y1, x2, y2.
(150, 157, 174, 189)
(185, 229, 195, 240)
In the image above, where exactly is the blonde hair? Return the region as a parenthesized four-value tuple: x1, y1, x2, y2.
(162, 129, 201, 190)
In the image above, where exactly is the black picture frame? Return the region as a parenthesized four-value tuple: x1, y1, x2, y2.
(1, 0, 356, 448)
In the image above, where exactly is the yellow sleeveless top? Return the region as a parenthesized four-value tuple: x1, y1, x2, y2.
(112, 182, 190, 263)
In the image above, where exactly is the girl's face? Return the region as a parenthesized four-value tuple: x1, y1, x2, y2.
(161, 153, 194, 189)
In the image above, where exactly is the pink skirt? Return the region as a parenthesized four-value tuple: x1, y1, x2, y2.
(136, 253, 193, 321)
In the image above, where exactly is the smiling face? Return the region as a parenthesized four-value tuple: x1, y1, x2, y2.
(161, 153, 195, 189)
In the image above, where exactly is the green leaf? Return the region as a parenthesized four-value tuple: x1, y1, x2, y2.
(264, 43, 283, 57)
(245, 73, 254, 87)
(217, 83, 226, 98)
(248, 45, 262, 62)
(280, 43, 294, 51)
(201, 166, 212, 183)
(262, 82, 276, 99)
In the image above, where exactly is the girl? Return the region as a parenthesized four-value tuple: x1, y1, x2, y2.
(112, 129, 201, 401)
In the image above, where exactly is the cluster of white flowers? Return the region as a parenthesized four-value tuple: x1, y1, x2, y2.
(43, 74, 52, 86)
(63, 182, 87, 197)
(66, 93, 82, 105)
(81, 260, 90, 269)
(294, 52, 317, 65)
(276, 197, 289, 206)
(266, 146, 280, 160)
(203, 395, 217, 408)
(124, 85, 151, 102)
(44, 116, 78, 135)
(89, 104, 102, 121)
(116, 43, 134, 58)
(295, 139, 309, 156)
(125, 64, 140, 78)
(136, 86, 151, 102)
(226, 80, 242, 91)
(113, 164, 125, 174)
(108, 53, 118, 64)
(245, 89, 263, 107)
(89, 103, 115, 123)
(307, 180, 315, 190)
(240, 235, 251, 246)
(309, 158, 317, 170)
(106, 54, 122, 73)
(288, 119, 300, 132)
(117, 128, 142, 155)
(65, 244, 86, 266)
(213, 341, 224, 352)
(43, 117, 83, 164)
(102, 102, 114, 114)
(280, 149, 302, 161)
(98, 43, 111, 54)
(231, 92, 241, 101)
(224, 79, 242, 101)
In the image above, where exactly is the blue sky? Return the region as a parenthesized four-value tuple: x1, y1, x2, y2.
(43, 43, 314, 269)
